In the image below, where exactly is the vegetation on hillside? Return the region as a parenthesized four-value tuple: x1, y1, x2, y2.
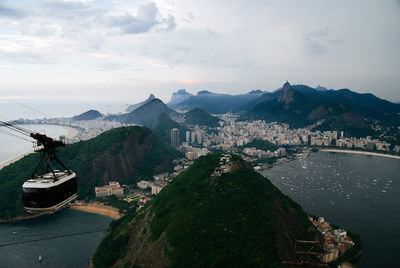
(92, 208, 137, 268)
(151, 113, 187, 145)
(0, 126, 180, 219)
(184, 108, 220, 127)
(241, 139, 279, 152)
(94, 154, 320, 267)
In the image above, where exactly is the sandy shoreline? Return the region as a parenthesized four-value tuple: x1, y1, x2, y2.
(0, 151, 34, 170)
(320, 149, 400, 159)
(70, 203, 122, 220)
(61, 125, 80, 140)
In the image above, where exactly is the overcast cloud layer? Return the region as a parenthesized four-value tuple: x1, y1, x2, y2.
(0, 0, 399, 105)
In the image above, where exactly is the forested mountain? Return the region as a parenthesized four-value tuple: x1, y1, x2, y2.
(0, 126, 180, 219)
(72, 110, 102, 121)
(126, 94, 156, 112)
(93, 154, 322, 267)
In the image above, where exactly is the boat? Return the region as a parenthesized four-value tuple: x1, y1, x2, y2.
(38, 255, 42, 262)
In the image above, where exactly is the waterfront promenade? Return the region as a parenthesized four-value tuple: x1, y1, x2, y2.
(320, 149, 400, 160)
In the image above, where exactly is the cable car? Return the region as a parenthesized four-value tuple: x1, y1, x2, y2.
(1, 115, 78, 214)
(22, 171, 77, 212)
(20, 132, 78, 213)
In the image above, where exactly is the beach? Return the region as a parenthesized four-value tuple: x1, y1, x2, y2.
(70, 203, 122, 220)
(0, 151, 33, 170)
(62, 125, 80, 140)
(320, 149, 400, 160)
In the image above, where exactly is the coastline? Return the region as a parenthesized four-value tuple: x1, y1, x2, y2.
(69, 203, 122, 220)
(0, 151, 33, 171)
(0, 204, 122, 223)
(319, 149, 400, 160)
(0, 124, 80, 170)
(61, 125, 80, 140)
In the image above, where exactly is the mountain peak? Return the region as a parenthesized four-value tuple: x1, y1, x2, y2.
(282, 81, 291, 90)
(315, 85, 328, 91)
(72, 110, 102, 121)
(197, 90, 212, 95)
(168, 89, 194, 106)
(278, 81, 294, 106)
(247, 89, 263, 94)
(126, 94, 156, 112)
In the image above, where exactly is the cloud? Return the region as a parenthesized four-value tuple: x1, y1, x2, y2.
(302, 29, 342, 56)
(303, 41, 329, 55)
(107, 2, 176, 35)
(0, 3, 25, 18)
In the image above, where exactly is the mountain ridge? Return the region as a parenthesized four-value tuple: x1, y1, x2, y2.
(126, 94, 156, 112)
(0, 126, 180, 219)
(93, 154, 322, 267)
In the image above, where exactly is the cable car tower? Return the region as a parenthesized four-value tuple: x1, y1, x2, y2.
(0, 120, 78, 213)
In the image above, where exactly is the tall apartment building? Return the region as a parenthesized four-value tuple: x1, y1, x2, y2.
(171, 128, 180, 148)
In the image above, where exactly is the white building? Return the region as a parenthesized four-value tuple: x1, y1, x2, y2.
(95, 181, 124, 198)
(137, 180, 152, 189)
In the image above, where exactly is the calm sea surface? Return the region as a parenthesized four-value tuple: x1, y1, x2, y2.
(0, 124, 112, 268)
(0, 124, 68, 164)
(0, 209, 111, 268)
(260, 151, 400, 268)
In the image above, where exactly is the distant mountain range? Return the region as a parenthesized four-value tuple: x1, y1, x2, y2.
(168, 89, 265, 114)
(243, 82, 400, 136)
(73, 82, 399, 139)
(167, 82, 400, 136)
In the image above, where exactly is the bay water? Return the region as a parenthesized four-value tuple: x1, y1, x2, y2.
(0, 209, 112, 268)
(260, 151, 400, 268)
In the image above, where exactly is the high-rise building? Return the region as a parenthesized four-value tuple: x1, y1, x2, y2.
(191, 131, 196, 143)
(186, 131, 190, 143)
(196, 131, 202, 145)
(171, 128, 180, 148)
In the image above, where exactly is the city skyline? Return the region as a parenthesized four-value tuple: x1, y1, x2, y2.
(0, 0, 399, 104)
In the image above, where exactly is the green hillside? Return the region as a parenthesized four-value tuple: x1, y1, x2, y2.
(184, 108, 220, 127)
(151, 113, 188, 145)
(241, 139, 279, 152)
(93, 154, 319, 267)
(0, 126, 180, 220)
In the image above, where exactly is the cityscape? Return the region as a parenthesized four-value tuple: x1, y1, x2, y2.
(0, 0, 399, 267)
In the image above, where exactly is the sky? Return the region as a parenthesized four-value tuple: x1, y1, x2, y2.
(0, 0, 399, 111)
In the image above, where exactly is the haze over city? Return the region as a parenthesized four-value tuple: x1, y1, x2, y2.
(1, 0, 400, 105)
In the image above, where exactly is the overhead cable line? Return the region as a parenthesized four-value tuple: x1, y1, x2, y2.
(0, 128, 33, 142)
(0, 120, 31, 137)
(0, 93, 51, 119)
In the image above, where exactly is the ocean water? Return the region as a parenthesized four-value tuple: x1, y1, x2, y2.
(0, 100, 127, 121)
(0, 124, 68, 164)
(0, 209, 112, 268)
(260, 151, 400, 268)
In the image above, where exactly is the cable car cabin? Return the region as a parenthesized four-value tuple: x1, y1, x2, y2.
(22, 171, 77, 213)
